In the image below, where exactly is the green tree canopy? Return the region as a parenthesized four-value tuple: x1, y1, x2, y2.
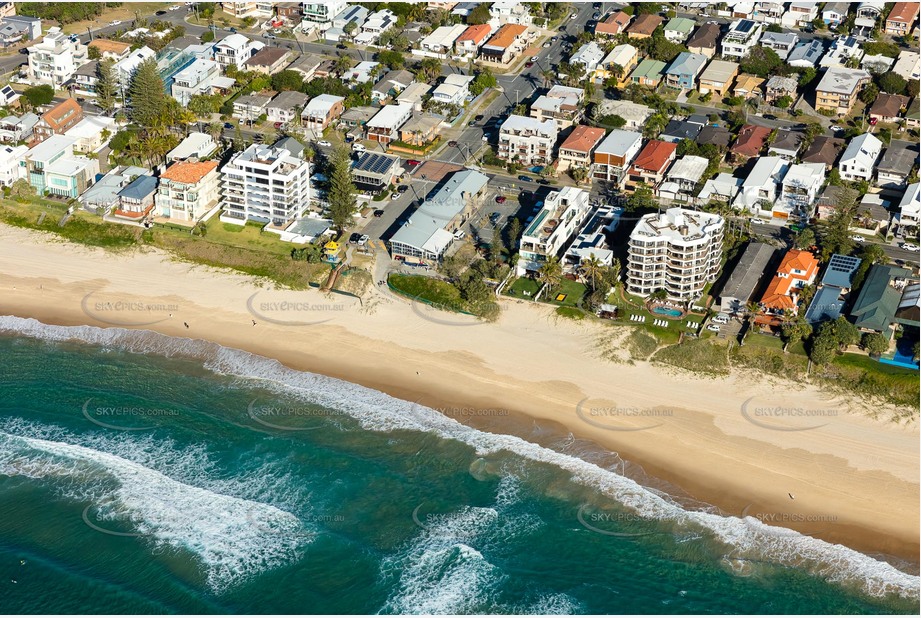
(327, 147, 358, 232)
(22, 85, 54, 107)
(739, 46, 783, 78)
(128, 58, 167, 129)
(271, 70, 304, 92)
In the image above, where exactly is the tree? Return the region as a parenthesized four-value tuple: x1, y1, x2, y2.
(878, 72, 907, 95)
(775, 95, 793, 109)
(859, 83, 879, 105)
(95, 59, 118, 115)
(469, 68, 496, 96)
(537, 256, 563, 294)
(271, 70, 303, 92)
(128, 58, 167, 129)
(818, 187, 858, 260)
(781, 316, 812, 351)
(467, 2, 491, 24)
(740, 46, 783, 78)
(794, 227, 816, 250)
(201, 30, 215, 43)
(188, 93, 222, 117)
(87, 45, 101, 61)
(809, 328, 838, 366)
(8, 178, 34, 201)
(579, 255, 605, 291)
(861, 332, 890, 357)
(343, 20, 357, 35)
(377, 50, 405, 70)
(334, 54, 354, 75)
(507, 217, 521, 249)
(570, 166, 589, 185)
(416, 58, 442, 82)
(207, 121, 223, 141)
(22, 85, 54, 108)
(327, 147, 358, 232)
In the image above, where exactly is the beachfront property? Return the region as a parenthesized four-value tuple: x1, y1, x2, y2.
(301, 94, 346, 131)
(757, 249, 820, 325)
(497, 115, 557, 167)
(624, 140, 678, 193)
(556, 125, 606, 173)
(112, 174, 159, 223)
(815, 67, 872, 115)
(27, 27, 88, 88)
(626, 208, 725, 301)
(851, 264, 920, 339)
(0, 144, 27, 187)
(721, 19, 763, 59)
(733, 156, 790, 217)
(167, 132, 218, 163)
(219, 143, 311, 226)
(516, 187, 592, 276)
(839, 133, 882, 182)
(592, 129, 643, 186)
(562, 204, 623, 272)
(718, 241, 776, 315)
(64, 116, 117, 154)
(22, 134, 98, 198)
(804, 254, 863, 324)
(389, 169, 488, 264)
(154, 160, 220, 223)
(529, 85, 584, 128)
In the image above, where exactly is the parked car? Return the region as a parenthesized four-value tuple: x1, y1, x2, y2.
(223, 122, 234, 129)
(543, 41, 552, 48)
(337, 43, 347, 49)
(266, 34, 277, 39)
(156, 10, 167, 16)
(406, 159, 421, 166)
(453, 229, 466, 240)
(488, 211, 501, 224)
(373, 209, 384, 218)
(349, 232, 361, 244)
(536, 179, 550, 185)
(229, 27, 237, 33)
(570, 12, 577, 19)
(352, 143, 366, 152)
(317, 140, 331, 147)
(869, 117, 878, 125)
(518, 175, 533, 182)
(706, 324, 722, 332)
(901, 242, 919, 251)
(474, 115, 484, 121)
(830, 125, 843, 133)
(357, 234, 369, 246)
(851, 234, 865, 243)
(110, 20, 121, 26)
(482, 135, 489, 142)
(750, 217, 765, 224)
(592, 11, 601, 19)
(397, 185, 409, 193)
(448, 140, 458, 147)
(530, 55, 539, 62)
(712, 313, 731, 324)
(495, 195, 507, 204)
(274, 122, 283, 129)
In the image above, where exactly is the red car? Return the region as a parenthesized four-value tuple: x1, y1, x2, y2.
(407, 159, 421, 166)
(274, 122, 283, 129)
(495, 195, 507, 204)
(525, 61, 534, 68)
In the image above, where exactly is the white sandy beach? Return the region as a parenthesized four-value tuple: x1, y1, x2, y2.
(0, 223, 917, 561)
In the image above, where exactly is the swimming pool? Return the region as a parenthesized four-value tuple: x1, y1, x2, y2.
(651, 306, 683, 318)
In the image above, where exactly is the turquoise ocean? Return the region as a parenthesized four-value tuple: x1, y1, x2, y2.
(0, 316, 918, 614)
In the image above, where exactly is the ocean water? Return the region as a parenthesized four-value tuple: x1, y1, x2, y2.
(0, 316, 918, 614)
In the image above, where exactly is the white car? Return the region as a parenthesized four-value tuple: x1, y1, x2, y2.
(530, 55, 539, 62)
(453, 229, 466, 240)
(830, 125, 843, 132)
(750, 217, 765, 225)
(851, 234, 865, 243)
(543, 41, 551, 48)
(352, 143, 366, 152)
(317, 140, 331, 147)
(110, 20, 121, 26)
(358, 234, 369, 246)
(570, 13, 577, 19)
(901, 242, 918, 251)
(707, 324, 722, 332)
(169, 5, 181, 10)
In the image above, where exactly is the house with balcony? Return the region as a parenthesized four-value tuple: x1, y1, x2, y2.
(562, 204, 622, 273)
(233, 94, 272, 123)
(557, 125, 606, 173)
(787, 39, 825, 68)
(893, 50, 921, 81)
(0, 144, 26, 187)
(785, 1, 820, 26)
(823, 2, 851, 26)
(366, 102, 413, 145)
(568, 42, 605, 80)
(489, 1, 532, 26)
(733, 156, 790, 216)
(431, 74, 474, 107)
(396, 82, 432, 112)
(454, 23, 491, 57)
(244, 47, 292, 75)
(167, 132, 217, 162)
(87, 39, 131, 62)
(764, 75, 799, 105)
(416, 23, 468, 58)
(301, 94, 345, 131)
(624, 140, 678, 193)
(214, 33, 264, 69)
(267, 90, 309, 125)
(697, 172, 744, 205)
(170, 58, 227, 105)
(112, 174, 158, 222)
(803, 253, 863, 324)
(219, 143, 311, 226)
(302, 0, 347, 24)
(597, 43, 638, 85)
(516, 187, 592, 276)
(323, 4, 369, 42)
(658, 155, 709, 204)
(876, 144, 918, 190)
(686, 22, 721, 58)
(24, 135, 98, 198)
(757, 249, 820, 323)
(399, 113, 443, 147)
(154, 160, 220, 223)
(895, 182, 919, 236)
(0, 15, 40, 49)
(885, 2, 919, 36)
(497, 115, 557, 167)
(767, 130, 805, 160)
(759, 31, 798, 60)
(754, 1, 785, 23)
(664, 17, 696, 43)
(32, 98, 84, 144)
(0, 112, 38, 144)
(372, 69, 415, 104)
(839, 133, 882, 182)
(774, 162, 826, 221)
(63, 116, 116, 154)
(529, 85, 583, 128)
(626, 208, 725, 300)
(698, 59, 739, 97)
(27, 27, 88, 88)
(595, 11, 632, 38)
(628, 57, 667, 87)
(850, 264, 919, 341)
(592, 129, 642, 185)
(664, 52, 707, 90)
(815, 67, 871, 115)
(732, 73, 765, 99)
(721, 19, 762, 59)
(220, 2, 273, 19)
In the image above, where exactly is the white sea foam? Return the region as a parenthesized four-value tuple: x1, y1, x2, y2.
(1, 316, 918, 600)
(0, 424, 309, 593)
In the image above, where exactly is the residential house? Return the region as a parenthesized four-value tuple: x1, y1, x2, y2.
(695, 125, 733, 149)
(113, 46, 155, 90)
(324, 5, 368, 42)
(529, 85, 583, 128)
(764, 75, 798, 104)
(686, 22, 721, 58)
(862, 54, 895, 73)
(733, 156, 790, 214)
(27, 27, 88, 87)
(244, 47, 292, 74)
(220, 143, 311, 225)
(816, 185, 846, 219)
(801, 136, 845, 170)
(113, 175, 159, 222)
(557, 125, 606, 173)
(786, 39, 825, 68)
(759, 31, 798, 59)
(658, 155, 709, 204)
(366, 103, 413, 145)
(660, 119, 703, 143)
(907, 98, 920, 130)
(396, 82, 433, 112)
(479, 23, 529, 64)
(822, 2, 851, 27)
(786, 1, 820, 26)
(698, 59, 739, 97)
(232, 93, 272, 122)
(64, 116, 116, 154)
(23, 135, 97, 198)
(758, 249, 820, 322)
(856, 1, 886, 21)
(454, 24, 491, 56)
(732, 73, 765, 99)
(730, 124, 772, 161)
(755, 1, 785, 23)
(597, 43, 638, 85)
(885, 2, 919, 36)
(389, 169, 488, 263)
(719, 242, 776, 315)
(431, 73, 474, 106)
(627, 13, 664, 39)
(267, 90, 309, 124)
(664, 17, 696, 43)
(417, 24, 469, 58)
(72, 61, 99, 96)
(896, 182, 919, 235)
(893, 50, 921, 81)
(0, 144, 27, 187)
(854, 192, 893, 234)
(819, 35, 865, 68)
(869, 93, 910, 124)
(338, 106, 377, 134)
(804, 254, 863, 324)
(596, 100, 653, 131)
(302, 0, 347, 24)
(815, 67, 871, 115)
(275, 2, 302, 23)
(214, 33, 264, 69)
(629, 57, 667, 87)
(32, 98, 83, 143)
(768, 130, 805, 160)
(624, 140, 678, 193)
(850, 264, 919, 338)
(0, 15, 40, 49)
(497, 115, 557, 166)
(287, 53, 325, 81)
(357, 8, 396, 44)
(569, 42, 605, 80)
(592, 129, 643, 185)
(346, 61, 380, 84)
(0, 112, 38, 143)
(595, 11, 631, 38)
(155, 160, 220, 223)
(664, 51, 708, 90)
(167, 132, 217, 162)
(87, 39, 131, 61)
(0, 83, 18, 108)
(774, 162, 826, 221)
(301, 94, 345, 131)
(516, 187, 592, 276)
(372, 69, 415, 103)
(721, 19, 762, 59)
(351, 151, 400, 194)
(697, 172, 744, 204)
(489, 1, 533, 26)
(220, 2, 273, 19)
(877, 144, 919, 189)
(626, 208, 725, 300)
(839, 132, 882, 182)
(170, 58, 226, 105)
(399, 113, 443, 147)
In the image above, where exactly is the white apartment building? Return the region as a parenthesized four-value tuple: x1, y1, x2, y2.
(214, 34, 264, 69)
(431, 74, 474, 106)
(897, 182, 919, 233)
(171, 58, 224, 105)
(489, 0, 533, 26)
(114, 47, 156, 90)
(839, 133, 882, 182)
(497, 115, 558, 167)
(302, 0, 348, 24)
(627, 208, 725, 300)
(220, 144, 311, 226)
(366, 102, 413, 145)
(221, 2, 274, 19)
(720, 19, 762, 59)
(775, 162, 826, 222)
(155, 160, 220, 223)
(416, 24, 468, 57)
(733, 156, 790, 216)
(517, 187, 592, 276)
(27, 27, 88, 87)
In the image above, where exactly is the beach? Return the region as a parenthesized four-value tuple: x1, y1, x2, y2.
(0, 223, 917, 565)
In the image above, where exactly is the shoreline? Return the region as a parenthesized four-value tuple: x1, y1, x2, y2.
(0, 224, 918, 568)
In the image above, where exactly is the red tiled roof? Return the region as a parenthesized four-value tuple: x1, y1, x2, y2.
(560, 125, 606, 154)
(778, 249, 819, 279)
(632, 140, 676, 171)
(888, 2, 920, 23)
(161, 161, 218, 184)
(761, 275, 796, 310)
(41, 99, 82, 133)
(457, 24, 491, 44)
(596, 11, 631, 34)
(484, 23, 528, 49)
(731, 124, 772, 157)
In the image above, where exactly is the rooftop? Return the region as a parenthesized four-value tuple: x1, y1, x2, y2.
(816, 67, 871, 95)
(721, 242, 775, 303)
(559, 125, 606, 154)
(632, 140, 677, 171)
(628, 13, 664, 35)
(245, 46, 290, 67)
(160, 160, 219, 184)
(699, 59, 739, 83)
(595, 129, 642, 157)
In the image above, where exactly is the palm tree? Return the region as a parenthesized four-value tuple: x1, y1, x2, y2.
(334, 54, 353, 75)
(537, 256, 563, 296)
(579, 255, 604, 291)
(744, 301, 761, 337)
(207, 121, 223, 142)
(540, 69, 556, 89)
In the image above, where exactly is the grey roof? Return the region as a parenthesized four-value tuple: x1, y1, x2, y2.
(720, 242, 775, 304)
(273, 136, 305, 158)
(877, 144, 919, 174)
(117, 174, 158, 200)
(74, 61, 99, 77)
(769, 130, 805, 153)
(665, 51, 707, 77)
(269, 90, 309, 111)
(787, 39, 825, 65)
(821, 254, 862, 288)
(805, 285, 845, 324)
(696, 125, 732, 147)
(662, 119, 702, 141)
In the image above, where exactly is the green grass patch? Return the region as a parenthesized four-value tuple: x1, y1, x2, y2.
(653, 338, 729, 375)
(626, 329, 659, 361)
(816, 353, 919, 411)
(555, 306, 585, 320)
(0, 199, 140, 249)
(388, 273, 467, 311)
(505, 276, 541, 299)
(731, 343, 809, 380)
(548, 279, 587, 307)
(744, 333, 786, 351)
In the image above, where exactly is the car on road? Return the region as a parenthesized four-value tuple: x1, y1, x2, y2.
(110, 20, 121, 26)
(229, 27, 237, 33)
(763, 114, 777, 120)
(901, 242, 918, 251)
(851, 235, 865, 243)
(830, 125, 843, 132)
(543, 41, 551, 48)
(223, 122, 234, 129)
(570, 12, 577, 19)
(448, 140, 458, 147)
(495, 195, 507, 204)
(530, 55, 539, 62)
(169, 5, 181, 10)
(317, 140, 331, 147)
(397, 184, 409, 193)
(156, 10, 167, 16)
(593, 11, 601, 19)
(406, 159, 421, 166)
(373, 209, 385, 218)
(274, 122, 283, 129)
(358, 234, 369, 246)
(518, 175, 533, 182)
(336, 43, 347, 49)
(266, 34, 277, 39)
(525, 61, 534, 68)
(750, 217, 765, 224)
(474, 115, 484, 121)
(536, 179, 550, 185)
(488, 211, 502, 224)
(706, 324, 722, 332)
(349, 232, 361, 244)
(551, 35, 558, 42)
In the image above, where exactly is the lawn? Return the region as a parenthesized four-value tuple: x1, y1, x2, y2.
(548, 278, 587, 307)
(744, 333, 787, 351)
(388, 273, 467, 312)
(505, 276, 541, 299)
(819, 352, 919, 410)
(0, 197, 140, 249)
(61, 3, 173, 34)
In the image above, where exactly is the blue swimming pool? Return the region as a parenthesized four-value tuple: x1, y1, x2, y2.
(651, 306, 683, 318)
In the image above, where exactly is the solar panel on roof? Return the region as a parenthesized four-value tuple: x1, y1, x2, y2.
(737, 19, 754, 33)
